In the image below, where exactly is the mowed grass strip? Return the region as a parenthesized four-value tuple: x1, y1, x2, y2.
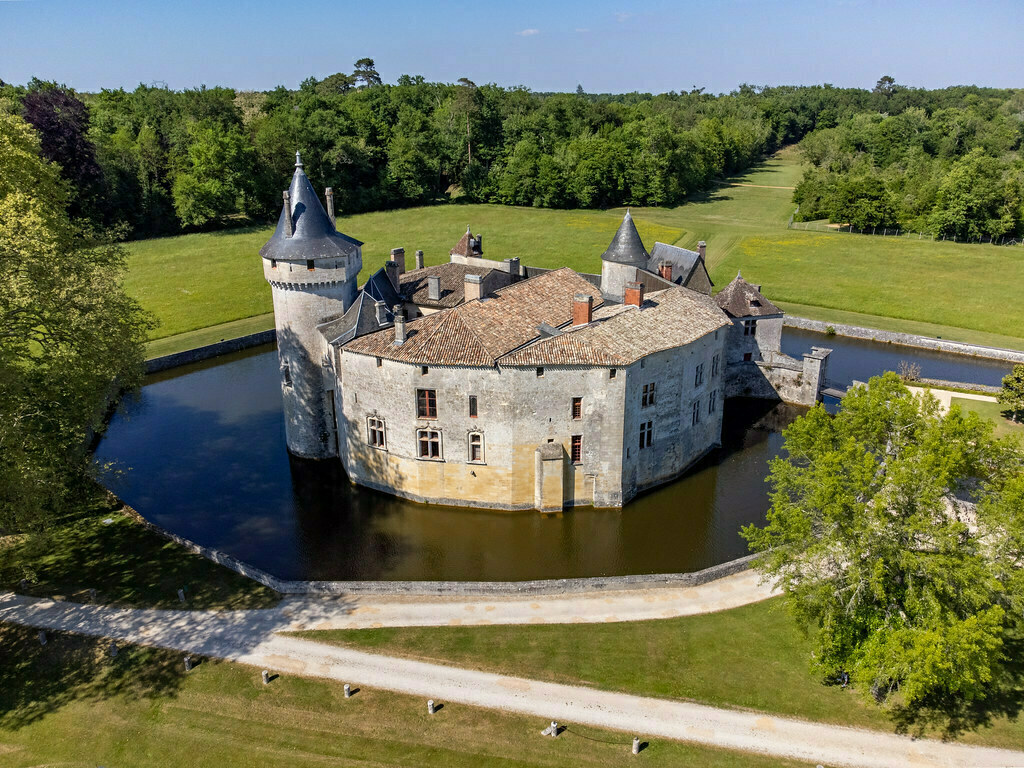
(299, 598, 1024, 750)
(0, 624, 804, 768)
(951, 398, 1024, 438)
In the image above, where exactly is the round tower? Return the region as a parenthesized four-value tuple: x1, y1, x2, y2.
(599, 210, 650, 302)
(259, 153, 363, 459)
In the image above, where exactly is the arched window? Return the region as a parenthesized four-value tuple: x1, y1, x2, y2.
(468, 432, 485, 463)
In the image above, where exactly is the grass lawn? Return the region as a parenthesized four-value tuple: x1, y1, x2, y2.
(0, 624, 803, 768)
(299, 598, 1024, 750)
(0, 487, 278, 610)
(952, 397, 1024, 438)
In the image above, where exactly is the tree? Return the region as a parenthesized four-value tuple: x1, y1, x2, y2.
(873, 75, 897, 96)
(353, 58, 382, 89)
(742, 373, 1024, 731)
(171, 121, 256, 226)
(999, 364, 1024, 423)
(0, 112, 153, 534)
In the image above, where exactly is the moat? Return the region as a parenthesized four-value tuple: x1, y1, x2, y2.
(95, 333, 1013, 582)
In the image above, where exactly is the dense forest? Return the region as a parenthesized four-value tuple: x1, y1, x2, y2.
(1, 65, 1021, 241)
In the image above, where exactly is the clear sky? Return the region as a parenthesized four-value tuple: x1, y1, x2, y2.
(1, 0, 1021, 94)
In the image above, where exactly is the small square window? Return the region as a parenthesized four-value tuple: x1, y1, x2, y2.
(306, 259, 315, 271)
(609, 368, 617, 379)
(270, 259, 278, 269)
(536, 367, 544, 377)
(743, 352, 753, 362)
(421, 366, 429, 376)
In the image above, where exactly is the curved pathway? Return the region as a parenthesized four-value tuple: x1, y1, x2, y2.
(2, 590, 1024, 767)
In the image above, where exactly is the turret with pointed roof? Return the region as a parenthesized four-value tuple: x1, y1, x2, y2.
(599, 210, 650, 302)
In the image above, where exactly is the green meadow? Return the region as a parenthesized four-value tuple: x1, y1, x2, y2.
(129, 146, 1024, 356)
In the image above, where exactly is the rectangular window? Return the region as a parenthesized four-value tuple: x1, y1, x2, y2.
(692, 400, 701, 426)
(281, 364, 292, 387)
(376, 357, 383, 368)
(572, 397, 582, 420)
(743, 319, 757, 337)
(711, 354, 720, 378)
(468, 432, 484, 463)
(709, 391, 718, 414)
(421, 366, 429, 376)
(694, 364, 705, 387)
(306, 259, 315, 271)
(743, 352, 753, 362)
(468, 395, 478, 418)
(536, 367, 544, 377)
(270, 259, 278, 269)
(609, 368, 617, 379)
(642, 382, 656, 408)
(639, 420, 653, 450)
(367, 417, 386, 449)
(417, 389, 437, 419)
(571, 435, 583, 464)
(417, 428, 441, 459)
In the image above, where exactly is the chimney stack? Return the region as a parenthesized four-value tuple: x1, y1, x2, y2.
(385, 260, 401, 293)
(282, 191, 293, 237)
(572, 293, 594, 326)
(390, 247, 406, 275)
(624, 281, 644, 307)
(505, 257, 521, 279)
(393, 305, 407, 345)
(427, 275, 441, 301)
(475, 234, 483, 253)
(375, 300, 388, 326)
(415, 249, 425, 270)
(464, 273, 483, 302)
(658, 260, 673, 281)
(325, 187, 335, 227)
(697, 241, 707, 263)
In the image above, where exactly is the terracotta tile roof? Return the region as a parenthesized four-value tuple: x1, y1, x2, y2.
(399, 262, 506, 308)
(714, 273, 782, 318)
(501, 287, 731, 367)
(449, 227, 483, 258)
(343, 268, 604, 366)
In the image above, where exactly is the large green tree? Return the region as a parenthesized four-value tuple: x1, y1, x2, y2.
(999, 364, 1024, 423)
(0, 112, 153, 533)
(743, 373, 1024, 730)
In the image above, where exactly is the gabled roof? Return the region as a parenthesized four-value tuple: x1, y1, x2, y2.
(343, 268, 603, 366)
(600, 210, 649, 266)
(318, 268, 401, 344)
(399, 262, 504, 308)
(259, 153, 363, 262)
(648, 242, 712, 288)
(714, 273, 782, 318)
(449, 226, 483, 258)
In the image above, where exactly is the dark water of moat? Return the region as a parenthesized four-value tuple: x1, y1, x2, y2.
(95, 331, 1011, 582)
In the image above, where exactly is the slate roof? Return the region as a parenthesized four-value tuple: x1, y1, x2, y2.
(399, 262, 505, 309)
(501, 286, 731, 367)
(318, 268, 402, 344)
(259, 153, 363, 262)
(449, 226, 484, 258)
(600, 211, 649, 266)
(648, 242, 712, 288)
(714, 273, 782, 318)
(343, 268, 603, 366)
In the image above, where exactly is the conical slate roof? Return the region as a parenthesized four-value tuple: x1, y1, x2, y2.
(600, 210, 649, 266)
(259, 153, 363, 261)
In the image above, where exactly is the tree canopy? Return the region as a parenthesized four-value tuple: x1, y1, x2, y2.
(1000, 364, 1024, 423)
(743, 373, 1024, 731)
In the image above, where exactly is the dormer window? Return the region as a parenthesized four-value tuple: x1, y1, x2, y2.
(306, 259, 315, 271)
(270, 259, 278, 269)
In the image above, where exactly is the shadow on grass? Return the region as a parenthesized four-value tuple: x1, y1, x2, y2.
(0, 623, 189, 730)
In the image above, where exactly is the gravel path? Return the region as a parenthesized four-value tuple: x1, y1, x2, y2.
(2, 590, 1023, 767)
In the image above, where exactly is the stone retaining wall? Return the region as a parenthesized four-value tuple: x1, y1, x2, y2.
(145, 329, 277, 374)
(118, 501, 757, 596)
(785, 317, 1024, 364)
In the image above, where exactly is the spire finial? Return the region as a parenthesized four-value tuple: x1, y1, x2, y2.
(466, 224, 472, 234)
(737, 270, 742, 280)
(295, 151, 303, 169)
(625, 207, 631, 217)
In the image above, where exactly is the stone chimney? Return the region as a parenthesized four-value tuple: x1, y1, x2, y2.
(475, 234, 483, 253)
(415, 249, 425, 270)
(325, 187, 335, 227)
(390, 247, 406, 275)
(375, 300, 388, 326)
(505, 257, 521, 278)
(464, 273, 483, 302)
(697, 241, 707, 262)
(385, 260, 400, 293)
(427, 275, 441, 301)
(282, 191, 293, 237)
(393, 305, 407, 345)
(572, 293, 593, 326)
(624, 281, 644, 307)
(658, 261, 673, 281)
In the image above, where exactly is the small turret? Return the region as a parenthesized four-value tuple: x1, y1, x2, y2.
(600, 210, 649, 302)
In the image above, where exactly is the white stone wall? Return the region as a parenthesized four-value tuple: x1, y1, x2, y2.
(600, 261, 639, 302)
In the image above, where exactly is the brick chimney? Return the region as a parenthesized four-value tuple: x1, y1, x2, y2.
(282, 191, 293, 237)
(572, 293, 594, 326)
(325, 187, 335, 227)
(393, 305, 407, 345)
(624, 281, 644, 307)
(658, 260, 673, 281)
(375, 300, 388, 326)
(415, 249, 425, 270)
(390, 247, 406, 275)
(427, 275, 441, 301)
(385, 260, 400, 293)
(464, 273, 483, 302)
(697, 241, 707, 262)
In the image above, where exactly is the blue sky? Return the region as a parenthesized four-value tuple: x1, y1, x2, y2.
(2, 0, 1021, 94)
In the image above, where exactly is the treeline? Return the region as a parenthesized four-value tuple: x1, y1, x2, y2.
(793, 78, 1024, 240)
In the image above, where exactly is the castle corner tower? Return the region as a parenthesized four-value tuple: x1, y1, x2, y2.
(599, 210, 649, 302)
(260, 153, 362, 458)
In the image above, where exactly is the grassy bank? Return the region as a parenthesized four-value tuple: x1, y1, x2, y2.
(0, 624, 801, 768)
(0, 488, 278, 610)
(300, 598, 1024, 750)
(952, 398, 1024, 438)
